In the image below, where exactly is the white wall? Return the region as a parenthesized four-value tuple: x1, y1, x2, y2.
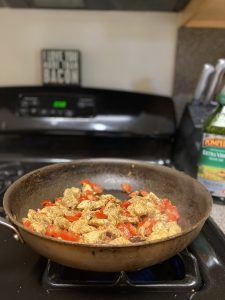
(0, 9, 179, 96)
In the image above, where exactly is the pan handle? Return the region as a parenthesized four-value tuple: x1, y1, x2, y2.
(0, 215, 24, 243)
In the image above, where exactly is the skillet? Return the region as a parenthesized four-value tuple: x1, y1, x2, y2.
(0, 158, 212, 272)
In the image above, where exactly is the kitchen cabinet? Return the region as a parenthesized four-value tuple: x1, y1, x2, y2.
(2, 0, 190, 12)
(0, 0, 7, 6)
(181, 0, 225, 28)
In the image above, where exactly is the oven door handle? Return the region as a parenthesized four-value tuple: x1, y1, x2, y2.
(0, 210, 23, 243)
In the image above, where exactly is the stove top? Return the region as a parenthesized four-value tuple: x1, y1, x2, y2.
(0, 87, 224, 300)
(43, 249, 200, 290)
(0, 161, 225, 300)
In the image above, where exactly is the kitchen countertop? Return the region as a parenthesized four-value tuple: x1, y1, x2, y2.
(210, 204, 225, 233)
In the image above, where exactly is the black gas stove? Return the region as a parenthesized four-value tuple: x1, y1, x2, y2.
(0, 86, 224, 300)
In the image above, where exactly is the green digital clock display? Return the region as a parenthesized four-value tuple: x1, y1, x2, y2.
(52, 100, 68, 109)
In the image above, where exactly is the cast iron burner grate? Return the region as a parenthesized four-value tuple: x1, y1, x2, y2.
(43, 249, 202, 291)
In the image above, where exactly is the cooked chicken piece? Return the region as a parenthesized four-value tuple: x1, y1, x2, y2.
(41, 205, 66, 219)
(91, 199, 109, 210)
(145, 201, 161, 216)
(89, 218, 109, 227)
(60, 187, 80, 209)
(128, 196, 144, 204)
(104, 202, 117, 213)
(82, 183, 93, 193)
(80, 208, 93, 221)
(55, 200, 70, 209)
(138, 224, 147, 238)
(120, 215, 139, 224)
(27, 209, 37, 220)
(53, 217, 71, 230)
(99, 194, 120, 203)
(104, 225, 121, 239)
(127, 200, 148, 217)
(107, 213, 122, 225)
(82, 230, 106, 244)
(69, 219, 95, 234)
(146, 192, 161, 204)
(147, 221, 181, 241)
(167, 221, 181, 235)
(27, 209, 52, 225)
(109, 237, 131, 245)
(104, 202, 122, 224)
(31, 222, 47, 234)
(154, 213, 168, 222)
(23, 181, 181, 245)
(77, 200, 94, 210)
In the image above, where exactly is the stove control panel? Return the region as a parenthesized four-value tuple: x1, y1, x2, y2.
(17, 94, 96, 118)
(0, 86, 176, 136)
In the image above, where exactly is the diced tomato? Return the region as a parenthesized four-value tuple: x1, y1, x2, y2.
(122, 209, 131, 217)
(80, 178, 92, 185)
(167, 208, 180, 221)
(22, 219, 33, 229)
(146, 225, 153, 236)
(95, 209, 107, 219)
(79, 190, 95, 202)
(64, 211, 82, 222)
(80, 190, 96, 201)
(58, 230, 80, 242)
(162, 198, 173, 208)
(80, 178, 102, 195)
(126, 223, 138, 236)
(41, 200, 55, 207)
(45, 226, 80, 242)
(158, 198, 173, 212)
(138, 220, 146, 229)
(139, 190, 149, 197)
(145, 219, 157, 236)
(91, 182, 103, 194)
(45, 225, 60, 238)
(86, 191, 97, 201)
(121, 183, 132, 194)
(117, 223, 131, 239)
(55, 197, 62, 202)
(79, 195, 89, 202)
(117, 222, 138, 239)
(137, 218, 157, 236)
(121, 201, 131, 209)
(167, 212, 179, 221)
(159, 198, 180, 221)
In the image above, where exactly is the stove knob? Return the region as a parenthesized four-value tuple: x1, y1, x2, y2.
(40, 109, 48, 116)
(50, 109, 56, 116)
(30, 108, 38, 116)
(19, 108, 29, 116)
(64, 110, 73, 117)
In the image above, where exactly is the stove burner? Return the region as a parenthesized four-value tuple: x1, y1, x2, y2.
(0, 162, 24, 196)
(43, 249, 202, 291)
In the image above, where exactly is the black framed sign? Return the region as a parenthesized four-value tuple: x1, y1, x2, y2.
(41, 49, 81, 86)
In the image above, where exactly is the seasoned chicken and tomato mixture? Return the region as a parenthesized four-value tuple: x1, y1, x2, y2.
(22, 179, 181, 245)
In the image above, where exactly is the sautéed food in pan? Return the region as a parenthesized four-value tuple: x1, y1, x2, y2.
(22, 179, 181, 245)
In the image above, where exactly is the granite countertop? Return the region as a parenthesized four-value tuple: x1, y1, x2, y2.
(210, 204, 225, 233)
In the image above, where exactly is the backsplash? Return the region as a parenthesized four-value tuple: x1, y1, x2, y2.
(0, 8, 178, 96)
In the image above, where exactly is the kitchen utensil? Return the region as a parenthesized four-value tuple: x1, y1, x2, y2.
(0, 159, 212, 272)
(193, 64, 214, 104)
(204, 59, 225, 105)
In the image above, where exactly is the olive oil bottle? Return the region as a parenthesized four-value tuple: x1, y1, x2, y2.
(197, 85, 225, 199)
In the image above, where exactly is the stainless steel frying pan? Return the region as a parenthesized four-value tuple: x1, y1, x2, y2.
(0, 159, 212, 272)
